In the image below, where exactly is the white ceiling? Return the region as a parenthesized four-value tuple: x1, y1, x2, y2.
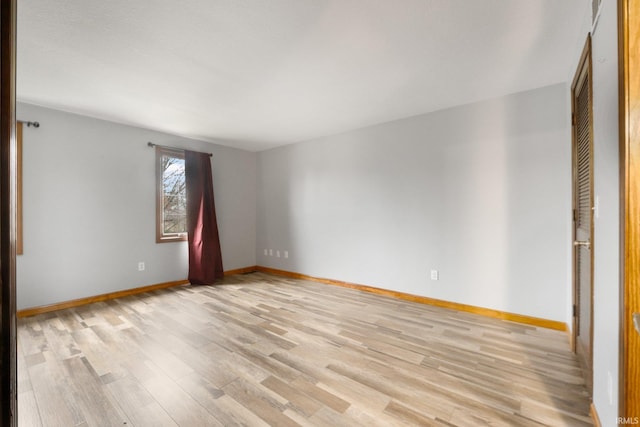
(17, 0, 589, 152)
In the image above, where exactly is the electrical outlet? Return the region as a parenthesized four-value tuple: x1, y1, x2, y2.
(284, 251, 289, 259)
(430, 270, 439, 280)
(264, 249, 268, 256)
(138, 262, 145, 271)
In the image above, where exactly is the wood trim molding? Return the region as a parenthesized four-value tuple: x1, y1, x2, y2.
(619, 0, 640, 418)
(590, 403, 602, 427)
(16, 266, 259, 318)
(17, 279, 190, 318)
(1, 0, 18, 424)
(17, 264, 568, 334)
(224, 266, 258, 276)
(255, 266, 568, 332)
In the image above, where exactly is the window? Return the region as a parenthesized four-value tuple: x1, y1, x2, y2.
(156, 147, 187, 243)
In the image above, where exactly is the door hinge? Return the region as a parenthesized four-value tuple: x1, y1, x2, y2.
(573, 208, 578, 222)
(572, 113, 576, 126)
(573, 304, 577, 317)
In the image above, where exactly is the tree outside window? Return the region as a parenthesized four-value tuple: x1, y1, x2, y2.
(156, 147, 187, 242)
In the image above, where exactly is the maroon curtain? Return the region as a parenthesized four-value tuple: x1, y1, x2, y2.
(185, 150, 224, 284)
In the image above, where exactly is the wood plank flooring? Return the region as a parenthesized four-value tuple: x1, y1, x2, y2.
(17, 272, 593, 426)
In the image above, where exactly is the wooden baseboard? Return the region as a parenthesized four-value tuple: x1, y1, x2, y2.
(224, 266, 258, 276)
(255, 266, 568, 332)
(590, 403, 601, 427)
(18, 265, 568, 333)
(17, 279, 190, 318)
(17, 266, 263, 318)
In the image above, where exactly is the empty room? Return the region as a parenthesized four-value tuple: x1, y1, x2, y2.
(5, 0, 638, 426)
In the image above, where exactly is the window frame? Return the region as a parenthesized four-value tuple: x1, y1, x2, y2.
(155, 146, 188, 243)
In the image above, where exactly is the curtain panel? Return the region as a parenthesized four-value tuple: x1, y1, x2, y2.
(185, 150, 224, 284)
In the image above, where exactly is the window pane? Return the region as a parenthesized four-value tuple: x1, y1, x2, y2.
(162, 154, 186, 234)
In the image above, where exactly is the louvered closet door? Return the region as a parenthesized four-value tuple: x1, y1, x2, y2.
(571, 37, 593, 393)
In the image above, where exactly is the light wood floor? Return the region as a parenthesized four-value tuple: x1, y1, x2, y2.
(18, 272, 592, 426)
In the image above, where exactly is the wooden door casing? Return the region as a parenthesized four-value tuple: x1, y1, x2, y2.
(619, 0, 640, 418)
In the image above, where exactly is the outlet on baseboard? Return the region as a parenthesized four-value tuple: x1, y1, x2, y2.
(430, 269, 439, 280)
(138, 262, 145, 271)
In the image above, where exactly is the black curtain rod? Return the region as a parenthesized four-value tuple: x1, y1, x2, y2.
(18, 120, 39, 128)
(147, 141, 213, 157)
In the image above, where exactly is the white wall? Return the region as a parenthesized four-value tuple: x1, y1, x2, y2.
(257, 83, 572, 322)
(590, 0, 620, 424)
(16, 103, 257, 310)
